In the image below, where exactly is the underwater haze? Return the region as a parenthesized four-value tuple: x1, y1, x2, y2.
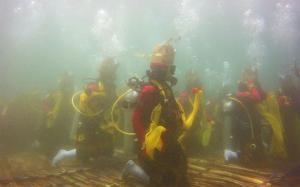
(1, 0, 300, 99)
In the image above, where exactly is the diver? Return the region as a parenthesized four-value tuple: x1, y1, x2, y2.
(38, 71, 74, 156)
(223, 64, 267, 164)
(178, 69, 203, 155)
(52, 58, 118, 166)
(278, 63, 300, 161)
(121, 43, 202, 187)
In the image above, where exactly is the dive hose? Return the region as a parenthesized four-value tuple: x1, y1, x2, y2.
(71, 91, 103, 117)
(228, 97, 256, 150)
(110, 89, 136, 136)
(72, 89, 136, 136)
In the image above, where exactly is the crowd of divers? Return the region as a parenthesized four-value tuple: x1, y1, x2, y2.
(0, 42, 300, 187)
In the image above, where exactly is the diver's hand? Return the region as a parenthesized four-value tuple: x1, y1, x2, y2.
(192, 87, 202, 94)
(224, 149, 238, 161)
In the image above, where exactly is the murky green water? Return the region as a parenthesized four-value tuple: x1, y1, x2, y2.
(0, 0, 299, 186)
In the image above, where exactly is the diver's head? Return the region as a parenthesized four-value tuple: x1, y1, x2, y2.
(148, 43, 176, 83)
(98, 58, 119, 83)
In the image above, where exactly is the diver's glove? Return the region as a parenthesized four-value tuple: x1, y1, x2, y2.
(52, 149, 76, 166)
(121, 160, 149, 184)
(224, 149, 238, 161)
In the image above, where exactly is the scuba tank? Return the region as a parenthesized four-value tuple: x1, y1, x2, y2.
(221, 61, 258, 162)
(222, 61, 239, 161)
(230, 96, 260, 163)
(120, 77, 142, 155)
(222, 94, 239, 161)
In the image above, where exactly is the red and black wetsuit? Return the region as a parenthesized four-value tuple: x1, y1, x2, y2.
(233, 80, 265, 162)
(132, 80, 189, 187)
(236, 80, 265, 103)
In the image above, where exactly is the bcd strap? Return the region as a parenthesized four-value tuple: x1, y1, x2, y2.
(150, 80, 167, 103)
(143, 80, 168, 160)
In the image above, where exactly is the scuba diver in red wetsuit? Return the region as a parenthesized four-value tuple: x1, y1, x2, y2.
(122, 43, 202, 187)
(223, 64, 267, 163)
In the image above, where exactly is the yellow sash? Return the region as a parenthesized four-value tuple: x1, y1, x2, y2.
(143, 81, 202, 159)
(256, 93, 287, 159)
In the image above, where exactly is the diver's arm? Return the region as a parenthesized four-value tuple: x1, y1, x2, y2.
(48, 92, 62, 120)
(132, 108, 146, 144)
(249, 79, 266, 102)
(238, 81, 263, 102)
(132, 85, 158, 144)
(182, 88, 202, 130)
(249, 87, 262, 102)
(236, 91, 250, 99)
(178, 91, 188, 107)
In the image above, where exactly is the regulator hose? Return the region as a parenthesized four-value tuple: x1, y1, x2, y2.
(110, 89, 136, 136)
(71, 91, 103, 117)
(228, 97, 256, 149)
